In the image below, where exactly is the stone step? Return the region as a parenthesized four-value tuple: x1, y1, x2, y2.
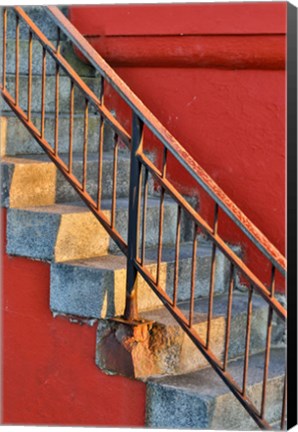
(1, 151, 135, 208)
(0, 112, 115, 156)
(146, 348, 285, 429)
(50, 241, 232, 319)
(3, 38, 96, 77)
(3, 73, 101, 113)
(4, 6, 67, 41)
(6, 197, 179, 262)
(96, 292, 284, 379)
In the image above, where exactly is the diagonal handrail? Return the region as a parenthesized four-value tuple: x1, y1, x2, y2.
(46, 5, 286, 276)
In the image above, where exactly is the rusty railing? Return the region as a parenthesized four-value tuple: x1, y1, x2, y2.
(1, 6, 287, 430)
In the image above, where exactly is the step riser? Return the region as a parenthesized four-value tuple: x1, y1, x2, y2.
(6, 200, 179, 262)
(1, 155, 134, 207)
(4, 39, 96, 77)
(146, 373, 284, 430)
(3, 74, 101, 113)
(50, 250, 230, 318)
(1, 115, 115, 156)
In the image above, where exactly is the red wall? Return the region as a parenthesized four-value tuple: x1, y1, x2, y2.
(1, 208, 146, 426)
(70, 2, 286, 290)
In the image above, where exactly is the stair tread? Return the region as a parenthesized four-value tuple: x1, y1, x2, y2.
(148, 347, 285, 396)
(10, 196, 175, 213)
(2, 151, 130, 164)
(141, 291, 268, 326)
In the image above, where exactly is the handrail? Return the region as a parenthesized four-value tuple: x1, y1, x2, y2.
(46, 5, 286, 276)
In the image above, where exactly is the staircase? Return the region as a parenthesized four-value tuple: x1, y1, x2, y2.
(1, 6, 287, 430)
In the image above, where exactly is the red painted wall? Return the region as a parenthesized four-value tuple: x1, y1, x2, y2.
(1, 208, 146, 426)
(70, 2, 286, 290)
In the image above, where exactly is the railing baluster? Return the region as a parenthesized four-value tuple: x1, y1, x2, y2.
(223, 262, 235, 370)
(41, 46, 46, 138)
(207, 203, 219, 349)
(82, 98, 89, 191)
(15, 14, 20, 105)
(97, 114, 104, 209)
(141, 167, 148, 265)
(173, 205, 181, 307)
(260, 265, 275, 419)
(54, 28, 61, 155)
(68, 80, 74, 173)
(124, 113, 144, 321)
(156, 147, 167, 285)
(27, 30, 33, 122)
(111, 133, 118, 228)
(242, 285, 253, 396)
(156, 185, 165, 286)
(2, 8, 7, 89)
(189, 224, 197, 328)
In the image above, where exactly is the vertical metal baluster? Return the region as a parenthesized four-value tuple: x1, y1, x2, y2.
(260, 265, 275, 419)
(141, 167, 148, 265)
(223, 262, 234, 370)
(27, 30, 32, 122)
(206, 203, 219, 349)
(82, 98, 89, 191)
(54, 28, 60, 155)
(111, 133, 118, 228)
(2, 8, 7, 90)
(173, 205, 181, 307)
(97, 77, 105, 210)
(280, 374, 287, 430)
(97, 115, 104, 209)
(15, 14, 20, 105)
(156, 147, 167, 286)
(40, 46, 46, 138)
(189, 224, 197, 328)
(68, 80, 74, 174)
(124, 113, 144, 322)
(242, 285, 253, 396)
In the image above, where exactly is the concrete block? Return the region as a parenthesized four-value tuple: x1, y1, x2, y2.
(6, 197, 178, 261)
(95, 292, 270, 378)
(146, 348, 285, 429)
(1, 112, 115, 156)
(4, 74, 101, 113)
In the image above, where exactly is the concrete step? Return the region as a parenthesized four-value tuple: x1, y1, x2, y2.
(3, 38, 96, 77)
(1, 151, 135, 207)
(3, 73, 101, 113)
(0, 112, 115, 156)
(5, 6, 67, 41)
(50, 242, 232, 319)
(6, 197, 178, 261)
(96, 292, 284, 379)
(146, 348, 285, 429)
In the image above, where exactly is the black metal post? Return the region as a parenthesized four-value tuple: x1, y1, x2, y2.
(124, 113, 144, 321)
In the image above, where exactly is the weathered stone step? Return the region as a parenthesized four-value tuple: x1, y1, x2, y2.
(96, 292, 284, 379)
(145, 348, 285, 430)
(6, 197, 178, 261)
(1, 112, 115, 156)
(3, 73, 101, 113)
(3, 38, 95, 77)
(5, 6, 67, 41)
(50, 241, 232, 319)
(1, 151, 135, 207)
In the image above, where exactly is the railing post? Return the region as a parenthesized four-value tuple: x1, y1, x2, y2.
(124, 112, 144, 322)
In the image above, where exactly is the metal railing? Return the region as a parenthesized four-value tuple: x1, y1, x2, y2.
(1, 6, 287, 430)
